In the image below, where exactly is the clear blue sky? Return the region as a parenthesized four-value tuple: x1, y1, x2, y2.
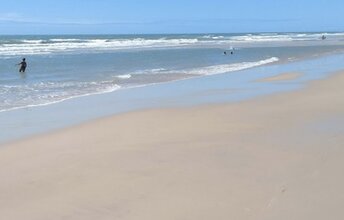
(0, 0, 343, 34)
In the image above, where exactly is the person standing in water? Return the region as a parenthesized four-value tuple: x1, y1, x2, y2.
(18, 58, 27, 73)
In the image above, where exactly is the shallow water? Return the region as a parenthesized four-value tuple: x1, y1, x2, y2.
(1, 33, 344, 112)
(1, 50, 344, 144)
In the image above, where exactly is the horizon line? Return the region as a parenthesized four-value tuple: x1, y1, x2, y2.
(0, 30, 343, 36)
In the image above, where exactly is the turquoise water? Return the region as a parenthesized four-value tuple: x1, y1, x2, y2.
(1, 33, 344, 112)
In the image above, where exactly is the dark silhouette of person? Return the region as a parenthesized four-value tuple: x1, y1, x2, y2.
(224, 51, 227, 55)
(18, 58, 27, 73)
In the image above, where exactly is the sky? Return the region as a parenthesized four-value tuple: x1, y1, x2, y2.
(0, 0, 343, 34)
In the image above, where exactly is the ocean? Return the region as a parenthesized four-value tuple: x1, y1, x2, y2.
(1, 32, 344, 113)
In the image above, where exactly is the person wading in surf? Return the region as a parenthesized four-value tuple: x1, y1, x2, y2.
(17, 58, 27, 73)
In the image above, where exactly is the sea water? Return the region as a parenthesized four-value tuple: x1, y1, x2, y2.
(1, 32, 344, 113)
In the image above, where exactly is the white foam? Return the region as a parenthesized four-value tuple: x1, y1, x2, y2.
(229, 35, 294, 42)
(0, 38, 203, 56)
(115, 74, 132, 79)
(21, 39, 45, 44)
(134, 68, 168, 75)
(185, 57, 279, 75)
(135, 57, 279, 76)
(0, 81, 121, 113)
(228, 32, 344, 43)
(126, 58, 279, 78)
(1, 32, 344, 56)
(50, 38, 83, 42)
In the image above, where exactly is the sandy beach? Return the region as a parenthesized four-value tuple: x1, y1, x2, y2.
(1, 70, 344, 220)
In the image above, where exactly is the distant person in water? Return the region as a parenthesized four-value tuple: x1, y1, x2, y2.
(321, 35, 326, 40)
(224, 50, 234, 55)
(18, 58, 27, 73)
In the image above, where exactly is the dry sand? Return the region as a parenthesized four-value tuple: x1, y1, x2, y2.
(0, 72, 344, 220)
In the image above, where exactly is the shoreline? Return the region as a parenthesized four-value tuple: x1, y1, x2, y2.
(0, 69, 344, 219)
(2, 52, 344, 144)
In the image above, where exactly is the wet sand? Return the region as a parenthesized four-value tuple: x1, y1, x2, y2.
(257, 72, 302, 82)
